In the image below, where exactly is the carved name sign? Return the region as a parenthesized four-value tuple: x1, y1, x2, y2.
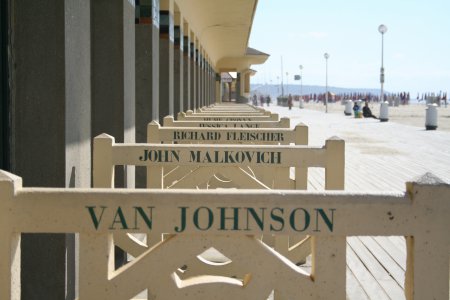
(198, 123, 261, 128)
(139, 149, 282, 164)
(201, 117, 253, 121)
(171, 130, 285, 142)
(85, 205, 335, 233)
(109, 144, 322, 168)
(162, 116, 290, 129)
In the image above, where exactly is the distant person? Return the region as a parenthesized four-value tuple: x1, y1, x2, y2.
(353, 101, 361, 118)
(260, 95, 264, 106)
(266, 95, 271, 106)
(288, 94, 293, 110)
(252, 94, 257, 106)
(362, 101, 378, 119)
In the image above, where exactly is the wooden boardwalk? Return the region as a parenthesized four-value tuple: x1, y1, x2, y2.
(133, 105, 449, 299)
(268, 105, 450, 299)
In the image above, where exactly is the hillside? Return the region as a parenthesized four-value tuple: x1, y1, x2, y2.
(251, 84, 381, 98)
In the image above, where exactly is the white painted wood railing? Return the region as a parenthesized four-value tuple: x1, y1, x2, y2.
(1, 170, 449, 299)
(197, 103, 265, 113)
(163, 115, 290, 128)
(185, 109, 271, 116)
(177, 112, 280, 121)
(93, 134, 344, 190)
(146, 121, 309, 190)
(147, 121, 307, 145)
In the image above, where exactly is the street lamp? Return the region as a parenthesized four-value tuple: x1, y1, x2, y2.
(378, 24, 389, 122)
(299, 65, 303, 99)
(276, 76, 280, 95)
(324, 53, 330, 113)
(286, 72, 289, 94)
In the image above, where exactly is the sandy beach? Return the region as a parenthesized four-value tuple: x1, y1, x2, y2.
(297, 101, 450, 132)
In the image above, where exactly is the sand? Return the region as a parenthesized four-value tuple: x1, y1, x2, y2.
(298, 101, 450, 132)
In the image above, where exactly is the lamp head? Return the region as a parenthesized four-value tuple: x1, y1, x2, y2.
(378, 24, 388, 34)
(324, 53, 330, 59)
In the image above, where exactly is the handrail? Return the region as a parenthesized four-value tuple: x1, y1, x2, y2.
(1, 170, 449, 299)
(93, 134, 344, 190)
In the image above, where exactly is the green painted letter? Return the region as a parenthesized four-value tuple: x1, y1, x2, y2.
(314, 208, 335, 232)
(270, 207, 284, 232)
(290, 208, 310, 232)
(86, 206, 107, 230)
(109, 207, 129, 230)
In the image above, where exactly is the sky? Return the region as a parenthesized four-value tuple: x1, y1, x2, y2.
(248, 0, 450, 96)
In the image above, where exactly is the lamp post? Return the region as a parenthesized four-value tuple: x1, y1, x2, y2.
(277, 76, 280, 95)
(269, 80, 272, 97)
(324, 53, 329, 113)
(280, 56, 284, 97)
(286, 72, 289, 94)
(299, 65, 303, 99)
(378, 24, 389, 122)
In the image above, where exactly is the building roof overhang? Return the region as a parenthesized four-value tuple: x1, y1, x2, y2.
(176, 0, 268, 72)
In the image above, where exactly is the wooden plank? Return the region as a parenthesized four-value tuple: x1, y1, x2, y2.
(346, 267, 370, 300)
(347, 237, 405, 299)
(386, 236, 407, 255)
(372, 236, 407, 269)
(358, 236, 405, 288)
(307, 168, 325, 191)
(346, 244, 391, 300)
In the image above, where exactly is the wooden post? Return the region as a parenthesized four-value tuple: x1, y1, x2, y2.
(0, 171, 22, 300)
(294, 123, 309, 189)
(405, 234, 449, 300)
(404, 176, 450, 300)
(280, 117, 290, 128)
(93, 134, 115, 188)
(0, 232, 21, 300)
(325, 137, 345, 190)
(79, 233, 114, 299)
(311, 236, 346, 300)
(163, 115, 175, 126)
(147, 121, 163, 188)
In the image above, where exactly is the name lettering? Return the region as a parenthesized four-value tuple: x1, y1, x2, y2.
(86, 206, 336, 233)
(139, 149, 282, 165)
(174, 206, 335, 233)
(173, 131, 222, 141)
(139, 150, 180, 162)
(199, 123, 259, 128)
(86, 206, 154, 230)
(202, 117, 252, 121)
(188, 150, 281, 164)
(172, 130, 285, 142)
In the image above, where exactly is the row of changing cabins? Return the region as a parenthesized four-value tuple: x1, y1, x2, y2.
(1, 103, 449, 299)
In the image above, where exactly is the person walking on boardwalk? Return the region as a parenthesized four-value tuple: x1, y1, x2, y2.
(362, 101, 378, 119)
(288, 94, 293, 110)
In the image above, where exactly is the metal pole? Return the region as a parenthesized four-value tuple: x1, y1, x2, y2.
(325, 58, 328, 113)
(286, 72, 289, 94)
(378, 24, 387, 103)
(378, 24, 388, 122)
(380, 32, 384, 102)
(299, 65, 303, 98)
(280, 56, 284, 97)
(324, 53, 329, 113)
(300, 70, 303, 98)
